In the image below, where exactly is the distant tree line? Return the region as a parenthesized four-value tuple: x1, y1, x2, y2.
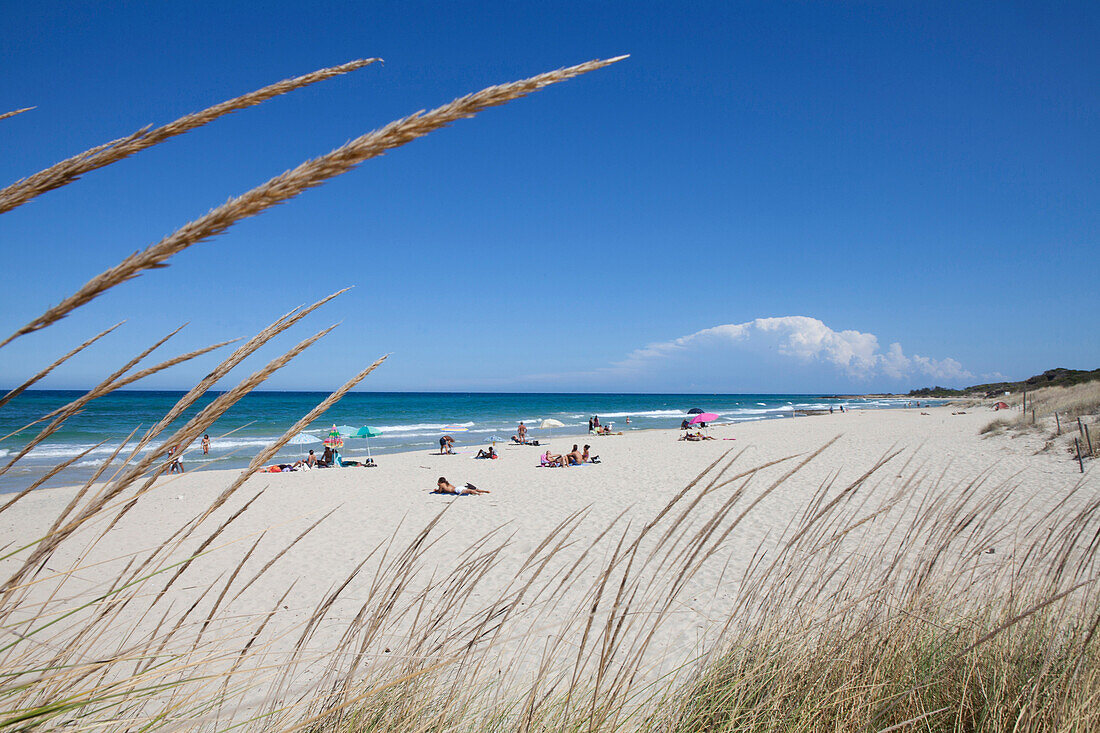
(909, 368, 1100, 398)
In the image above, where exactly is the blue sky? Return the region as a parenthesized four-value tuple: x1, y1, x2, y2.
(1, 1, 1097, 393)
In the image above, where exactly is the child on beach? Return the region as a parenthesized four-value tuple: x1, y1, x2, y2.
(167, 445, 184, 473)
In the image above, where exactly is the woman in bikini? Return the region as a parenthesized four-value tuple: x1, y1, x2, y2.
(435, 477, 490, 495)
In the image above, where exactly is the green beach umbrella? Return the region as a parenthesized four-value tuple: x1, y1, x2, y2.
(356, 425, 383, 459)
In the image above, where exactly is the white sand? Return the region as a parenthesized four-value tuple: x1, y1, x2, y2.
(1, 406, 1093, 721)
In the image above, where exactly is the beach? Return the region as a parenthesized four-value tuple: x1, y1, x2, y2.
(1, 403, 1093, 725)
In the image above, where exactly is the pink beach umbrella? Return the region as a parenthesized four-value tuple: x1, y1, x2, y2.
(689, 412, 718, 434)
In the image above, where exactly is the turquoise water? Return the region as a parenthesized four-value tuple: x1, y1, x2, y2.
(0, 391, 928, 493)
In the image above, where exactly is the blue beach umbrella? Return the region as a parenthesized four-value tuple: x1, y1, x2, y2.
(334, 425, 360, 437)
(355, 425, 383, 459)
(287, 432, 321, 445)
(486, 435, 505, 447)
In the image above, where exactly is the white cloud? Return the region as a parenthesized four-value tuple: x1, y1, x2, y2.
(612, 316, 972, 382)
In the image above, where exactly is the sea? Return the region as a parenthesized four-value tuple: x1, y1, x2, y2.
(0, 391, 932, 494)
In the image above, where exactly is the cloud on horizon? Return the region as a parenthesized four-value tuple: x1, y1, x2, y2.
(607, 316, 972, 383)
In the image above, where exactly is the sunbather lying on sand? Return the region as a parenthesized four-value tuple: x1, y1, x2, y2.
(475, 447, 497, 459)
(433, 477, 490, 495)
(541, 450, 565, 467)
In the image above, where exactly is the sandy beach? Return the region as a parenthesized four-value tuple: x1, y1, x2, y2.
(1, 403, 1094, 725)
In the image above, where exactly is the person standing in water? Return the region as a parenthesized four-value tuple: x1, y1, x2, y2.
(201, 434, 210, 455)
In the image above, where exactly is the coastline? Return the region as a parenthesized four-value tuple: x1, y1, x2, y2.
(0, 391, 939, 494)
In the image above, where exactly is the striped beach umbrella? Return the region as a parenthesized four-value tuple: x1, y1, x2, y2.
(322, 425, 343, 449)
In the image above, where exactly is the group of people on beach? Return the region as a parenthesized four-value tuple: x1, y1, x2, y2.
(165, 434, 211, 474)
(260, 445, 376, 473)
(541, 443, 599, 467)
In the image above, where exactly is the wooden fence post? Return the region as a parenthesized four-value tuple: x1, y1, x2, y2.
(1076, 439, 1085, 473)
(1079, 417, 1085, 439)
(1055, 412, 1061, 435)
(1086, 424, 1094, 456)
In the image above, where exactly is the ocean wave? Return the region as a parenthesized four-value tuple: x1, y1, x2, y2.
(211, 438, 281, 451)
(371, 421, 475, 433)
(24, 443, 153, 460)
(588, 409, 687, 418)
(720, 407, 790, 415)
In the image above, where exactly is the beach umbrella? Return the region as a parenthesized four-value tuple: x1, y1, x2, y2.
(689, 412, 719, 435)
(356, 425, 383, 459)
(334, 425, 360, 437)
(486, 435, 505, 445)
(540, 418, 565, 438)
(287, 432, 321, 445)
(322, 426, 344, 449)
(687, 408, 705, 414)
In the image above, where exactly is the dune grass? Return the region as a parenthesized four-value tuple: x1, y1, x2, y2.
(981, 382, 1099, 464)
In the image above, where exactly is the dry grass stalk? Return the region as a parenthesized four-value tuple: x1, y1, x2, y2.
(0, 321, 123, 410)
(194, 353, 389, 528)
(12, 325, 344, 590)
(0, 336, 234, 484)
(63, 344, 384, 620)
(125, 289, 350, 463)
(0, 321, 352, 608)
(0, 56, 625, 349)
(0, 324, 186, 445)
(0, 59, 379, 216)
(0, 107, 34, 122)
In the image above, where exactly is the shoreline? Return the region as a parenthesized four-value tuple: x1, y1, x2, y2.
(0, 391, 946, 495)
